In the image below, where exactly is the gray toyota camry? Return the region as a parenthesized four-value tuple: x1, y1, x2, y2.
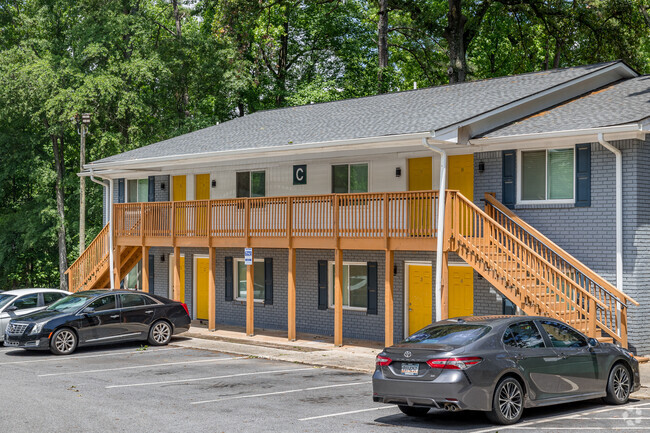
(372, 316, 640, 425)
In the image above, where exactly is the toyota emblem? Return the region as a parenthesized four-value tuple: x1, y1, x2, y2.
(404, 351, 412, 358)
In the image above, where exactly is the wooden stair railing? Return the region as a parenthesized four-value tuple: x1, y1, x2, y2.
(64, 224, 110, 293)
(449, 191, 632, 347)
(483, 193, 637, 347)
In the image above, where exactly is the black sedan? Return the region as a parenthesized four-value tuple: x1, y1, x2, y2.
(373, 316, 640, 425)
(4, 290, 191, 355)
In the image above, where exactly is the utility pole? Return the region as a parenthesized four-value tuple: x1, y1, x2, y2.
(77, 113, 91, 254)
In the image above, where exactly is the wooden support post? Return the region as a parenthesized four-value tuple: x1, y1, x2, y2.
(142, 246, 150, 293)
(334, 248, 343, 346)
(287, 247, 296, 341)
(208, 247, 216, 331)
(173, 246, 181, 301)
(246, 248, 255, 336)
(441, 251, 449, 320)
(113, 245, 121, 290)
(384, 250, 394, 347)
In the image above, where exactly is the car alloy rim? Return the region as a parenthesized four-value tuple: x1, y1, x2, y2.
(55, 330, 75, 353)
(498, 381, 522, 420)
(153, 323, 170, 343)
(613, 366, 630, 401)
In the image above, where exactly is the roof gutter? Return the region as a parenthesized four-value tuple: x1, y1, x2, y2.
(422, 137, 448, 323)
(82, 131, 433, 174)
(468, 124, 645, 146)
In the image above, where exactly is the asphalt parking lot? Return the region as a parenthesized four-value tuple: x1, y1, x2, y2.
(2, 338, 649, 433)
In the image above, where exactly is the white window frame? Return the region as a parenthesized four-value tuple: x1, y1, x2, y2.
(517, 148, 575, 205)
(234, 258, 265, 303)
(331, 162, 370, 194)
(236, 170, 266, 198)
(126, 178, 149, 203)
(327, 261, 368, 312)
(167, 253, 185, 300)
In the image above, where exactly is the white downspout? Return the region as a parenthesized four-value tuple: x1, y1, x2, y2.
(422, 137, 447, 322)
(597, 133, 623, 293)
(89, 169, 115, 291)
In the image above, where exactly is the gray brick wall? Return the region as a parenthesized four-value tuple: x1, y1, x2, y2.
(473, 138, 650, 354)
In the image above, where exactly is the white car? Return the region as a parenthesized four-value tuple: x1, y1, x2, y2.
(0, 288, 70, 341)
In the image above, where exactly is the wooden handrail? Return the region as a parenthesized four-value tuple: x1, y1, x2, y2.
(65, 223, 110, 292)
(484, 193, 638, 306)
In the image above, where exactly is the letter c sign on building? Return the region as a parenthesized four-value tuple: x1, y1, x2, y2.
(293, 165, 307, 185)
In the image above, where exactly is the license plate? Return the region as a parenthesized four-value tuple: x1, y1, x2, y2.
(401, 363, 419, 376)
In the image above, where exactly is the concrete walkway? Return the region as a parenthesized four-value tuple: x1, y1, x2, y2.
(177, 324, 650, 399)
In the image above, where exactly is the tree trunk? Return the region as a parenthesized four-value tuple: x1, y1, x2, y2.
(377, 0, 389, 93)
(444, 0, 468, 84)
(275, 20, 289, 107)
(79, 123, 86, 254)
(52, 134, 68, 291)
(172, 0, 189, 117)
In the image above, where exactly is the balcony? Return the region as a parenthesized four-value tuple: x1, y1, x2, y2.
(113, 191, 445, 251)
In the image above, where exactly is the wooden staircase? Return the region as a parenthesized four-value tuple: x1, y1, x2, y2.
(448, 191, 637, 348)
(65, 223, 142, 292)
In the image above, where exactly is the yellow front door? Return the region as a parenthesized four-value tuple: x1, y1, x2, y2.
(170, 255, 185, 303)
(173, 175, 186, 201)
(195, 174, 210, 234)
(448, 266, 473, 318)
(408, 264, 432, 335)
(448, 155, 474, 200)
(195, 257, 210, 320)
(408, 157, 433, 236)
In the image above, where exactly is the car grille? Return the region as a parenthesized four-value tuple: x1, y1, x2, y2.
(6, 322, 29, 335)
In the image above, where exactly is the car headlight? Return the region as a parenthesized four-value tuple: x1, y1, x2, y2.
(29, 322, 45, 335)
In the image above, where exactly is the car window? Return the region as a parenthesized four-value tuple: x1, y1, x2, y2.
(0, 294, 16, 310)
(43, 292, 66, 305)
(503, 321, 546, 349)
(12, 294, 39, 310)
(87, 295, 117, 312)
(540, 320, 587, 348)
(119, 294, 146, 308)
(402, 324, 491, 346)
(48, 293, 97, 313)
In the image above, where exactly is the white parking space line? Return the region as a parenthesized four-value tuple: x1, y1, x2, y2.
(0, 346, 185, 365)
(469, 402, 650, 433)
(299, 406, 396, 421)
(39, 356, 247, 377)
(106, 367, 317, 389)
(191, 381, 371, 405)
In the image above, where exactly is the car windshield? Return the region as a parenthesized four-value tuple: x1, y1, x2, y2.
(402, 324, 491, 346)
(0, 294, 16, 310)
(47, 293, 96, 313)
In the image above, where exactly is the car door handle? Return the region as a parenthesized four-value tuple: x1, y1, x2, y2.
(145, 310, 154, 314)
(514, 354, 525, 360)
(110, 315, 119, 319)
(558, 353, 569, 359)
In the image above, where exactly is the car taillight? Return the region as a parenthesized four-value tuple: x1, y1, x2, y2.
(426, 357, 482, 370)
(376, 355, 392, 366)
(181, 303, 190, 316)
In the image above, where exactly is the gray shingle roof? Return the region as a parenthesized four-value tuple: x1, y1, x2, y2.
(481, 75, 650, 138)
(91, 62, 622, 165)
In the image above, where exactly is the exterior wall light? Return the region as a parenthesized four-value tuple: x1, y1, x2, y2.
(211, 180, 217, 188)
(395, 167, 402, 177)
(478, 161, 485, 173)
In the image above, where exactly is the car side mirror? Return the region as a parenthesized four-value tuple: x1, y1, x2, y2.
(6, 305, 17, 312)
(81, 307, 95, 315)
(588, 338, 599, 348)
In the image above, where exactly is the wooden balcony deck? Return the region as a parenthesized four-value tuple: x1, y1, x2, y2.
(113, 191, 445, 251)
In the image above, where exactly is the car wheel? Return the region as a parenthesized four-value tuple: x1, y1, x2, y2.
(486, 377, 524, 425)
(50, 328, 78, 355)
(148, 320, 172, 346)
(604, 364, 631, 405)
(398, 405, 430, 417)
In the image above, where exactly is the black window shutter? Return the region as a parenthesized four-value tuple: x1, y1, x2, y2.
(317, 260, 328, 310)
(366, 262, 378, 315)
(148, 254, 155, 293)
(502, 150, 516, 209)
(117, 178, 125, 203)
(575, 143, 591, 207)
(264, 258, 273, 305)
(225, 257, 233, 301)
(148, 176, 156, 202)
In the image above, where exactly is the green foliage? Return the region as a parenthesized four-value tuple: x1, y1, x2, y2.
(0, 0, 648, 289)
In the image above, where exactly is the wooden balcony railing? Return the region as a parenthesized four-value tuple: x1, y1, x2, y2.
(65, 223, 110, 293)
(113, 191, 442, 250)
